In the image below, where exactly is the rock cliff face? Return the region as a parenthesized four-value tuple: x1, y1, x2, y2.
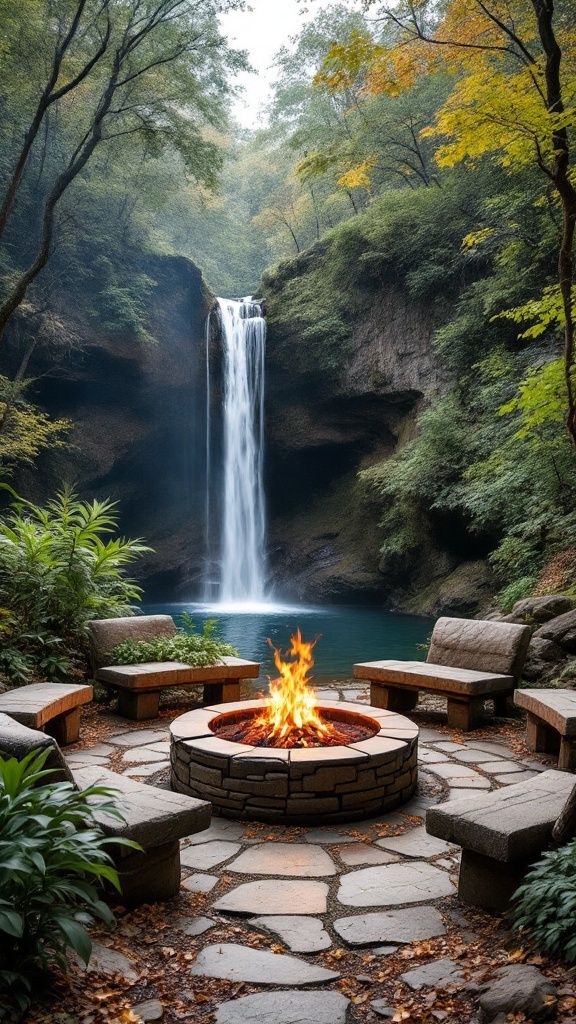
(9, 255, 213, 597)
(262, 274, 463, 607)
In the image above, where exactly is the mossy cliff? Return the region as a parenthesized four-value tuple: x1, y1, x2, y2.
(7, 255, 213, 597)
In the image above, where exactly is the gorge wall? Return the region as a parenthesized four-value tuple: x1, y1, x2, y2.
(261, 247, 493, 614)
(4, 254, 213, 598)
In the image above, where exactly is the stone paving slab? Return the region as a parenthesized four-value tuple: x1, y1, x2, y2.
(304, 829, 358, 845)
(376, 825, 455, 858)
(333, 906, 446, 947)
(122, 747, 169, 763)
(181, 841, 241, 870)
(338, 844, 399, 867)
(337, 862, 456, 907)
(479, 759, 528, 774)
(213, 880, 329, 916)
(189, 944, 339, 985)
(494, 770, 540, 785)
(215, 990, 350, 1024)
(110, 729, 168, 746)
(182, 819, 247, 845)
(401, 957, 464, 990)
(228, 843, 336, 877)
(122, 762, 167, 777)
(251, 915, 332, 952)
(175, 915, 214, 936)
(181, 873, 219, 893)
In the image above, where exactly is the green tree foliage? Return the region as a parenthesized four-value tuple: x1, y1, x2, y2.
(0, 486, 148, 685)
(0, 747, 137, 1019)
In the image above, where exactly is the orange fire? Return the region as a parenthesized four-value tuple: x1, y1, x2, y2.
(241, 630, 346, 748)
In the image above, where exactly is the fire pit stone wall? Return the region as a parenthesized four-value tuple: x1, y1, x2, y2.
(170, 699, 418, 825)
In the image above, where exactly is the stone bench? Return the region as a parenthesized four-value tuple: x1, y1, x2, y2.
(0, 681, 93, 745)
(354, 617, 532, 730)
(89, 616, 260, 720)
(514, 688, 576, 771)
(0, 714, 211, 906)
(425, 769, 575, 912)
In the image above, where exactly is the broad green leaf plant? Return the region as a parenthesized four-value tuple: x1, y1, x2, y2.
(0, 747, 138, 1019)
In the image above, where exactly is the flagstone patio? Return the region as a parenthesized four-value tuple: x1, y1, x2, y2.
(60, 682, 559, 1023)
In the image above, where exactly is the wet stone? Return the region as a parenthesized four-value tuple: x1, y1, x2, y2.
(251, 915, 332, 952)
(189, 943, 339, 985)
(180, 841, 241, 871)
(333, 907, 446, 947)
(337, 862, 455, 907)
(228, 843, 336, 877)
(213, 880, 329, 916)
(215, 990, 350, 1024)
(376, 825, 455, 858)
(401, 957, 464, 991)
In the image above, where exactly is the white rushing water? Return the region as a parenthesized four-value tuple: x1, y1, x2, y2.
(212, 297, 267, 604)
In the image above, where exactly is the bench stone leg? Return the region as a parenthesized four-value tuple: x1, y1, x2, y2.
(46, 707, 81, 746)
(447, 697, 483, 731)
(117, 689, 160, 721)
(115, 839, 181, 906)
(204, 680, 241, 704)
(458, 848, 532, 912)
(525, 713, 560, 755)
(370, 683, 418, 713)
(558, 737, 576, 771)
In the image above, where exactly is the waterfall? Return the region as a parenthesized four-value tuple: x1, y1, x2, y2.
(206, 297, 267, 604)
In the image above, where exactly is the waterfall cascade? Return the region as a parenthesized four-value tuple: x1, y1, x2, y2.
(205, 297, 267, 605)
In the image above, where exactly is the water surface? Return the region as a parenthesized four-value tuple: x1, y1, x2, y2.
(143, 602, 433, 684)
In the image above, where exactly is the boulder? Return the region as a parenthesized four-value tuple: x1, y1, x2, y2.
(477, 965, 557, 1023)
(522, 637, 566, 682)
(511, 595, 575, 623)
(535, 609, 576, 653)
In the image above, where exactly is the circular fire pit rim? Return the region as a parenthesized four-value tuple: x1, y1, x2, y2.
(169, 698, 418, 756)
(170, 699, 419, 825)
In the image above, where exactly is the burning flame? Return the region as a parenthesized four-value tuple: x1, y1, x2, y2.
(242, 629, 345, 747)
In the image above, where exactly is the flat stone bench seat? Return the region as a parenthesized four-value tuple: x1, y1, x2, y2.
(89, 616, 260, 720)
(0, 714, 211, 906)
(354, 617, 531, 731)
(74, 765, 211, 905)
(0, 682, 93, 745)
(426, 769, 574, 911)
(514, 688, 576, 771)
(96, 656, 260, 720)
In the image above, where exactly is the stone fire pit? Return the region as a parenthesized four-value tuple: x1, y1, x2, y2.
(170, 699, 418, 825)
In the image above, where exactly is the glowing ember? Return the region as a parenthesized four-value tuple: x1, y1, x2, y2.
(232, 630, 357, 748)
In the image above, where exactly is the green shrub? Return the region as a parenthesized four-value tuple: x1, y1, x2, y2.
(0, 748, 137, 1019)
(0, 486, 149, 685)
(512, 839, 576, 963)
(496, 576, 537, 612)
(112, 617, 238, 667)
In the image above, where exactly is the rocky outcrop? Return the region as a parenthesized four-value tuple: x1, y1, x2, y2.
(490, 595, 576, 683)
(8, 255, 213, 597)
(262, 268, 476, 607)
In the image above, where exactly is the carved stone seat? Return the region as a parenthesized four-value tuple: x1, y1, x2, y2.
(0, 681, 93, 745)
(89, 615, 260, 720)
(354, 616, 532, 730)
(514, 688, 576, 771)
(0, 714, 211, 906)
(426, 769, 575, 912)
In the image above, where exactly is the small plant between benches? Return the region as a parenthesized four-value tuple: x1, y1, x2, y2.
(89, 615, 260, 720)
